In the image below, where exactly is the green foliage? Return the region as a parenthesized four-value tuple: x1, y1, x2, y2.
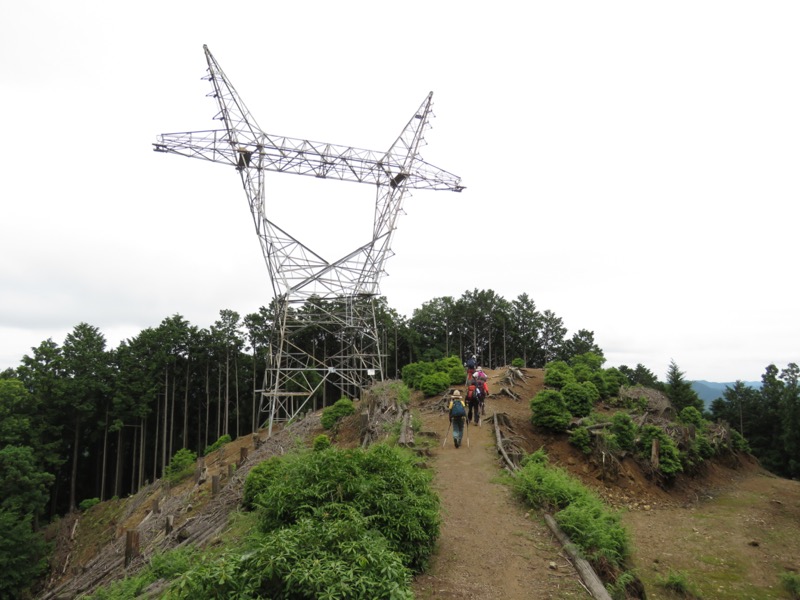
(530, 390, 571, 432)
(556, 496, 629, 566)
(251, 444, 439, 572)
(513, 452, 630, 571)
(166, 505, 413, 600)
(781, 571, 800, 599)
(602, 367, 629, 399)
(79, 497, 101, 511)
(656, 570, 696, 596)
(203, 434, 232, 456)
(561, 382, 598, 417)
(610, 412, 637, 452)
(511, 357, 524, 368)
(730, 429, 750, 452)
(678, 406, 705, 429)
(543, 360, 576, 389)
(164, 448, 197, 483)
(569, 426, 592, 454)
(606, 570, 637, 600)
(0, 509, 51, 600)
(400, 361, 435, 389)
(313, 434, 332, 451)
(419, 371, 450, 397)
(0, 444, 54, 517)
(394, 383, 411, 406)
(639, 425, 683, 477)
(242, 456, 283, 511)
(88, 546, 199, 600)
(321, 398, 356, 429)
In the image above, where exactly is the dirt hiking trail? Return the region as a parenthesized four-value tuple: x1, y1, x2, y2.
(411, 371, 589, 599)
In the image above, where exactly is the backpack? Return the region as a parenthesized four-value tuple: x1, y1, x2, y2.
(468, 382, 483, 401)
(465, 357, 476, 370)
(451, 399, 466, 418)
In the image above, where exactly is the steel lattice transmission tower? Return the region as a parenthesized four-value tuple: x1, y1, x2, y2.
(154, 46, 464, 435)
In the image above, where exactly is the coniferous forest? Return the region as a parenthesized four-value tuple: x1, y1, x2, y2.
(1, 287, 798, 594)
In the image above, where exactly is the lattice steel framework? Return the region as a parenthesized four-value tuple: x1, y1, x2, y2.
(154, 46, 464, 435)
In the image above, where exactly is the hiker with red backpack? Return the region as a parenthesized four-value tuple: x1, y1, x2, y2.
(473, 367, 489, 415)
(466, 378, 485, 425)
(447, 390, 468, 448)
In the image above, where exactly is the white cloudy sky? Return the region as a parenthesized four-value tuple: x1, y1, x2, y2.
(1, 1, 797, 383)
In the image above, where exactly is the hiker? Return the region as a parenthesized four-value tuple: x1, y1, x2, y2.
(473, 365, 487, 382)
(466, 378, 484, 425)
(448, 390, 467, 448)
(464, 355, 477, 380)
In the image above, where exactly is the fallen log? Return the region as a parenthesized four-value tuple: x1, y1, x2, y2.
(543, 514, 613, 600)
(492, 411, 519, 472)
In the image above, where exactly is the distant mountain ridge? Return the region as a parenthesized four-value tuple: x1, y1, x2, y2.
(690, 380, 761, 408)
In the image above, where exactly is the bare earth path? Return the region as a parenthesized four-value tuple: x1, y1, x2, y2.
(411, 383, 589, 600)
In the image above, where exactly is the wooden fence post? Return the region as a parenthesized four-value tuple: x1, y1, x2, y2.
(124, 530, 140, 567)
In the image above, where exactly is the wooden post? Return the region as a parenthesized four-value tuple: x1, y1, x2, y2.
(151, 498, 159, 514)
(650, 438, 660, 470)
(211, 475, 220, 496)
(124, 530, 140, 567)
(240, 447, 248, 464)
(194, 456, 205, 483)
(228, 463, 235, 479)
(165, 515, 174, 535)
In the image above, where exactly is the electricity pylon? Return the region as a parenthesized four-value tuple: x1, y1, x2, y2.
(154, 46, 464, 435)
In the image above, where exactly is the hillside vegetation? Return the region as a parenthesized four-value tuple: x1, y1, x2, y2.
(31, 361, 800, 600)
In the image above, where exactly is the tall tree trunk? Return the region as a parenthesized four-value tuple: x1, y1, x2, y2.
(100, 409, 109, 501)
(224, 349, 230, 436)
(183, 358, 190, 448)
(153, 391, 159, 483)
(138, 417, 146, 490)
(69, 417, 81, 511)
(216, 366, 222, 440)
(235, 358, 240, 439)
(204, 362, 210, 450)
(169, 372, 176, 460)
(162, 369, 169, 475)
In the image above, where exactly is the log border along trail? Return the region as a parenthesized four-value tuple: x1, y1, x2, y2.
(411, 385, 590, 600)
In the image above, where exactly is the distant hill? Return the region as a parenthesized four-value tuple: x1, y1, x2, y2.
(691, 380, 761, 408)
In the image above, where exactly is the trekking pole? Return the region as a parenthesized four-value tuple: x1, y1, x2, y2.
(466, 419, 470, 448)
(442, 420, 452, 448)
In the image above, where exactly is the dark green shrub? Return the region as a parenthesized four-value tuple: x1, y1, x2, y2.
(561, 382, 597, 417)
(79, 497, 100, 511)
(511, 357, 524, 368)
(678, 406, 705, 429)
(242, 456, 283, 510)
(313, 434, 331, 451)
(253, 444, 440, 572)
(530, 390, 571, 432)
(610, 412, 636, 452)
(639, 425, 682, 477)
(321, 398, 355, 429)
(166, 505, 413, 600)
(164, 448, 197, 483)
(401, 361, 435, 389)
(603, 367, 629, 398)
(656, 570, 695, 596)
(543, 361, 576, 389)
(0, 510, 50, 600)
(203, 434, 231, 456)
(420, 371, 450, 397)
(569, 427, 592, 454)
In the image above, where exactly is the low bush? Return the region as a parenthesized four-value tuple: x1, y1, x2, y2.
(251, 444, 440, 572)
(530, 390, 571, 432)
(164, 448, 197, 483)
(165, 505, 413, 600)
(79, 497, 100, 511)
(203, 434, 231, 456)
(781, 571, 800, 599)
(638, 425, 682, 477)
(609, 412, 636, 452)
(420, 371, 450, 397)
(569, 427, 592, 454)
(313, 434, 331, 451)
(511, 357, 524, 368)
(321, 398, 355, 429)
(543, 360, 576, 389)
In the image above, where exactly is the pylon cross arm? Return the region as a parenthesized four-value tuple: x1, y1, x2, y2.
(154, 130, 463, 192)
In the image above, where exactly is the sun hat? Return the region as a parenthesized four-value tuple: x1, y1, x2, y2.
(452, 390, 461, 397)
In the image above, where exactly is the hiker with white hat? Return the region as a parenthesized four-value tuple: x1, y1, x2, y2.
(447, 390, 468, 448)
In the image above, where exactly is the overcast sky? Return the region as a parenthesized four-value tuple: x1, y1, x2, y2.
(2, 1, 797, 383)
